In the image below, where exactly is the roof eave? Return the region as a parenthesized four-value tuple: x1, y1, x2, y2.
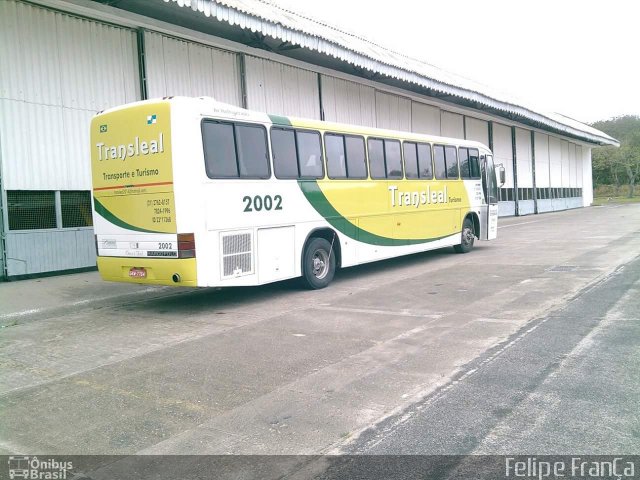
(164, 0, 620, 147)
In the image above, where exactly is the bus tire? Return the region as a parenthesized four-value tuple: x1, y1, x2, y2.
(454, 217, 475, 254)
(302, 237, 336, 289)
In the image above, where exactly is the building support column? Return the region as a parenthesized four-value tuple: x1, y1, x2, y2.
(511, 126, 519, 216)
(531, 130, 538, 214)
(317, 73, 325, 121)
(136, 29, 148, 100)
(238, 53, 248, 109)
(488, 121, 494, 152)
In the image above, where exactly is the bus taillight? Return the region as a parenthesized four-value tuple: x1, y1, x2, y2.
(178, 233, 196, 258)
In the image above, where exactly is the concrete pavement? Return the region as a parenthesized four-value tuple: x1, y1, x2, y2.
(0, 204, 638, 458)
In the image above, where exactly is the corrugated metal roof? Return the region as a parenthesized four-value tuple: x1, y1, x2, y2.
(163, 0, 618, 146)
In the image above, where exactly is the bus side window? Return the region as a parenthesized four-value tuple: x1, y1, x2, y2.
(345, 136, 367, 179)
(368, 138, 386, 179)
(459, 147, 471, 179)
(202, 121, 238, 178)
(384, 140, 402, 179)
(271, 128, 298, 179)
(469, 148, 481, 179)
(445, 146, 459, 179)
(434, 145, 447, 180)
(296, 130, 324, 179)
(326, 133, 347, 179)
(404, 142, 419, 179)
(235, 124, 270, 178)
(417, 143, 433, 179)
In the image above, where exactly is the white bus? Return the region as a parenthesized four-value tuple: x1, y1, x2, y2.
(91, 97, 503, 289)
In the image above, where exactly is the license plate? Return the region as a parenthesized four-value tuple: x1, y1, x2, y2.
(128, 267, 147, 278)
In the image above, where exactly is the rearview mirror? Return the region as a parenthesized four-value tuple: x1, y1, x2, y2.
(498, 165, 506, 187)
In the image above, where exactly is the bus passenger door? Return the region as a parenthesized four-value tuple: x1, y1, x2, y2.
(480, 154, 499, 240)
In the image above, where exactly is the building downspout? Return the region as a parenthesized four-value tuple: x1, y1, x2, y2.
(0, 136, 7, 280)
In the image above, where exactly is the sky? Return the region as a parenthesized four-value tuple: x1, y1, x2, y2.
(271, 0, 639, 125)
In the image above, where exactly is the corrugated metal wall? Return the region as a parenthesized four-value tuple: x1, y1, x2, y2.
(245, 56, 319, 118)
(0, 1, 140, 190)
(465, 117, 489, 145)
(493, 123, 514, 188)
(576, 145, 583, 188)
(534, 133, 551, 188)
(145, 31, 241, 105)
(5, 230, 95, 277)
(320, 75, 376, 126)
(582, 147, 593, 206)
(0, 0, 597, 277)
(0, 1, 140, 276)
(534, 132, 553, 213)
(493, 123, 515, 216)
(375, 91, 411, 131)
(549, 136, 562, 188)
(441, 111, 464, 138)
(516, 128, 533, 188)
(411, 102, 440, 135)
(515, 128, 534, 214)
(561, 140, 570, 187)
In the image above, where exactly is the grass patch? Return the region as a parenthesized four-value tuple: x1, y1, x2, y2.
(592, 196, 640, 206)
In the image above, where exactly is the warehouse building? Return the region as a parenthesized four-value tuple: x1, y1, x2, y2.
(0, 0, 618, 279)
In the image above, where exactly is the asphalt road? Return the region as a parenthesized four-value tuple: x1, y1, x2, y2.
(0, 204, 638, 471)
(342, 252, 640, 455)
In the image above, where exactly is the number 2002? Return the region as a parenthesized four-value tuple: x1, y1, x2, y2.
(242, 194, 283, 212)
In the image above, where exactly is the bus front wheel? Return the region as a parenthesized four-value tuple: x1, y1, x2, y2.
(454, 217, 475, 254)
(302, 237, 336, 289)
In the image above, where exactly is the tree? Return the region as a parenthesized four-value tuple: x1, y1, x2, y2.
(591, 116, 640, 197)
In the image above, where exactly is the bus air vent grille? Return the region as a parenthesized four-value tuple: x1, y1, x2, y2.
(221, 232, 253, 278)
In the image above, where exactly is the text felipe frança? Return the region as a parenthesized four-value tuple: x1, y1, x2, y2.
(505, 457, 635, 480)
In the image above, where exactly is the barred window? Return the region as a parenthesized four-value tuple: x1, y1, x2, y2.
(61, 191, 93, 228)
(7, 191, 56, 230)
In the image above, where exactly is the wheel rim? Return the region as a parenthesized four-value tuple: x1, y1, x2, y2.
(462, 227, 474, 246)
(311, 249, 330, 279)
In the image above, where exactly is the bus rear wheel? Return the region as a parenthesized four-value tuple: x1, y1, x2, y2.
(302, 237, 336, 289)
(454, 217, 475, 253)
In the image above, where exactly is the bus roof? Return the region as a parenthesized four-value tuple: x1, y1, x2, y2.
(99, 96, 490, 150)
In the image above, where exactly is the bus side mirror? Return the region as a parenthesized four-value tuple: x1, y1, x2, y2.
(498, 165, 506, 186)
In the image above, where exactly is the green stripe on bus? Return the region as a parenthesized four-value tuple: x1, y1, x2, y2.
(93, 197, 163, 234)
(268, 114, 292, 126)
(297, 181, 449, 247)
